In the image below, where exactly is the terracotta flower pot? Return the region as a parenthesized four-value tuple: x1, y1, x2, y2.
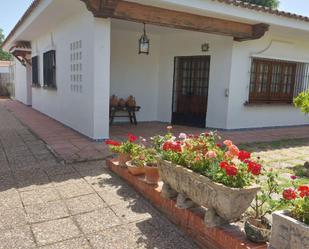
(145, 164, 160, 185)
(244, 217, 271, 243)
(126, 161, 145, 176)
(118, 153, 131, 167)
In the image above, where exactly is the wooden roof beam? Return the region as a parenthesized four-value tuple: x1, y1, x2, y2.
(81, 0, 269, 41)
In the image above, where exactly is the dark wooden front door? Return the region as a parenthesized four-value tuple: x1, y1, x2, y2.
(172, 56, 210, 127)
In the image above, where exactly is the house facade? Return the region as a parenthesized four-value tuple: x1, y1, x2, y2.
(2, 0, 309, 140)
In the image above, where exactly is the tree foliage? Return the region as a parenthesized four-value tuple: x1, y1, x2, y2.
(240, 0, 280, 9)
(0, 28, 11, 61)
(294, 90, 309, 114)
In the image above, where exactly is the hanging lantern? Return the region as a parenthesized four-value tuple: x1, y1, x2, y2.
(139, 23, 150, 55)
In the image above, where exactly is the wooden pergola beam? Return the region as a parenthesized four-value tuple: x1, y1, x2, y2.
(80, 0, 269, 41)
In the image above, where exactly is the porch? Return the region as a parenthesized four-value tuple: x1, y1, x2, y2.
(110, 121, 309, 144)
(3, 98, 309, 163)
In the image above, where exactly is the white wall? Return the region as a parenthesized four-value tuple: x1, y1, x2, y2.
(110, 28, 160, 122)
(13, 58, 32, 105)
(92, 18, 111, 139)
(158, 31, 233, 129)
(227, 32, 309, 129)
(110, 26, 233, 129)
(31, 10, 98, 138)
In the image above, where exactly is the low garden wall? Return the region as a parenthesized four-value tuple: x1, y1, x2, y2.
(106, 158, 267, 249)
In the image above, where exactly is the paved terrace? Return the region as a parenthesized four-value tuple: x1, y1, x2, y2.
(3, 99, 309, 163)
(0, 99, 308, 249)
(0, 101, 198, 249)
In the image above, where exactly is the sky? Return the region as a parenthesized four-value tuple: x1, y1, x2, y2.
(0, 0, 309, 37)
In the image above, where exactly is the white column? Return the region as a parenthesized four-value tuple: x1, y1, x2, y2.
(92, 17, 111, 140)
(26, 64, 32, 106)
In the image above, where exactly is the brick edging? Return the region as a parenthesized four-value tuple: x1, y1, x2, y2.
(106, 159, 267, 249)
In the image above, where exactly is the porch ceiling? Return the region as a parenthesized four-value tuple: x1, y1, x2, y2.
(81, 0, 269, 41)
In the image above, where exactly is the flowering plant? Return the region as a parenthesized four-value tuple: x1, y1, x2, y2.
(152, 128, 262, 188)
(105, 133, 140, 155)
(281, 183, 309, 225)
(249, 169, 280, 220)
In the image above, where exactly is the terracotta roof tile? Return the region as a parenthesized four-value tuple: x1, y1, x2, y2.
(2, 0, 309, 49)
(213, 0, 309, 22)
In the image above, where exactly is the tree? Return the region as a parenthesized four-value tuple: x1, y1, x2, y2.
(294, 90, 309, 167)
(240, 0, 280, 9)
(0, 28, 11, 61)
(294, 90, 309, 115)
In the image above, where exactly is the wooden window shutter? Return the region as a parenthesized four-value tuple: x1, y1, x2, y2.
(43, 50, 56, 88)
(32, 56, 39, 86)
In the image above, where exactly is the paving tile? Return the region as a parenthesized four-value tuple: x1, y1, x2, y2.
(111, 201, 154, 223)
(39, 237, 91, 249)
(49, 173, 82, 186)
(98, 187, 140, 206)
(0, 172, 16, 189)
(83, 172, 129, 192)
(87, 221, 198, 249)
(87, 223, 153, 249)
(0, 189, 23, 210)
(20, 188, 61, 206)
(25, 200, 69, 223)
(0, 208, 28, 230)
(44, 164, 76, 177)
(65, 193, 107, 215)
(73, 160, 107, 173)
(14, 169, 52, 191)
(0, 226, 36, 249)
(32, 217, 81, 246)
(74, 208, 123, 234)
(56, 181, 94, 199)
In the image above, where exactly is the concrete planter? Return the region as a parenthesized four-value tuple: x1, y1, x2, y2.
(158, 160, 260, 227)
(269, 211, 309, 249)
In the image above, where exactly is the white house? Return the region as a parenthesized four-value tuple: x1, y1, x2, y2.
(2, 0, 309, 140)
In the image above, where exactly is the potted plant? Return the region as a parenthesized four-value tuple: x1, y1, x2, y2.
(144, 148, 160, 185)
(269, 184, 309, 249)
(153, 128, 261, 227)
(244, 169, 280, 243)
(126, 159, 145, 176)
(105, 133, 139, 167)
(126, 145, 146, 176)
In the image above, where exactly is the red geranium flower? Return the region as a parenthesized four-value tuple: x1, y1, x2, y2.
(283, 188, 297, 200)
(225, 164, 238, 176)
(219, 161, 229, 169)
(163, 141, 182, 153)
(163, 141, 171, 151)
(105, 140, 121, 146)
(246, 161, 262, 176)
(298, 185, 309, 198)
(238, 150, 251, 161)
(128, 134, 138, 143)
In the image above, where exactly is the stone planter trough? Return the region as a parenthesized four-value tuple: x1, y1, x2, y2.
(269, 211, 309, 249)
(158, 160, 260, 227)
